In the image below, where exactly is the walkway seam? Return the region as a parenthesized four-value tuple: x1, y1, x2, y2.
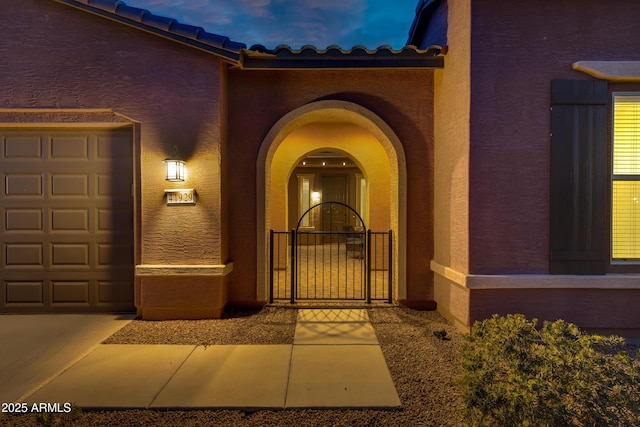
(282, 343, 296, 409)
(282, 308, 300, 408)
(17, 342, 104, 403)
(147, 345, 197, 408)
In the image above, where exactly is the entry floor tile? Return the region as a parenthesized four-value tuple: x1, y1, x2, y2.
(286, 345, 401, 408)
(294, 322, 378, 345)
(26, 345, 195, 409)
(151, 345, 292, 409)
(297, 308, 369, 322)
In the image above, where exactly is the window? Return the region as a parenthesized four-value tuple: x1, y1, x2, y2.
(355, 174, 367, 228)
(297, 175, 314, 228)
(612, 94, 640, 260)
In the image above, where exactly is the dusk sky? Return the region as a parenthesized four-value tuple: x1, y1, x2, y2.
(123, 0, 421, 49)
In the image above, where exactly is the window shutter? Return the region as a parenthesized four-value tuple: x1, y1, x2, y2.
(550, 79, 608, 274)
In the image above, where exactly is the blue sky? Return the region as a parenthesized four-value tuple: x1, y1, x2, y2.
(124, 0, 420, 49)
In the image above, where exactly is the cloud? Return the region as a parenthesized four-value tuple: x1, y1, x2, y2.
(123, 0, 416, 49)
(234, 0, 273, 17)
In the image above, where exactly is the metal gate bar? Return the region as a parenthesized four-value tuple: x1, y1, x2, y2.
(294, 230, 366, 301)
(369, 230, 393, 304)
(269, 229, 392, 303)
(269, 230, 293, 303)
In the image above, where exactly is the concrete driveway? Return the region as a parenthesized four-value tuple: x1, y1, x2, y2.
(0, 313, 134, 403)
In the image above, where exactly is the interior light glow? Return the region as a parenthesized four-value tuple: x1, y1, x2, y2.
(163, 159, 186, 182)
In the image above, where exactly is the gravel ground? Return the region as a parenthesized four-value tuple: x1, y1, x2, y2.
(3, 306, 467, 427)
(103, 306, 298, 346)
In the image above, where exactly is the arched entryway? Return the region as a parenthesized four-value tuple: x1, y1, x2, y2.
(288, 149, 366, 232)
(256, 100, 406, 303)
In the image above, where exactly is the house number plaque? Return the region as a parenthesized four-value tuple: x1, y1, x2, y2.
(165, 189, 196, 205)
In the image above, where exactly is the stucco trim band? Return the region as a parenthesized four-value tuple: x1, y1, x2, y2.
(572, 61, 640, 82)
(135, 263, 234, 276)
(430, 260, 640, 290)
(0, 108, 138, 126)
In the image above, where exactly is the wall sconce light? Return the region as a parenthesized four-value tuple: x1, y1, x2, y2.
(163, 145, 186, 182)
(163, 158, 186, 182)
(311, 191, 321, 205)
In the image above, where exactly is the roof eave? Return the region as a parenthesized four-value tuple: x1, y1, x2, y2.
(51, 0, 243, 64)
(238, 56, 444, 70)
(239, 45, 445, 70)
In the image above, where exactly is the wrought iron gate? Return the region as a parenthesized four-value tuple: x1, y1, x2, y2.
(269, 202, 392, 303)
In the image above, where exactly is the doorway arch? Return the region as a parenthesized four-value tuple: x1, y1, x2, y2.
(256, 100, 407, 303)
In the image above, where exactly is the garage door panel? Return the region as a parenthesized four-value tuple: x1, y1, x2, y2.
(97, 174, 131, 197)
(4, 136, 42, 158)
(5, 174, 43, 196)
(52, 281, 90, 304)
(1, 128, 134, 312)
(6, 281, 44, 304)
(97, 209, 132, 231)
(98, 281, 132, 304)
(98, 244, 133, 266)
(50, 136, 88, 159)
(51, 209, 89, 231)
(51, 244, 89, 266)
(5, 209, 44, 231)
(3, 278, 133, 310)
(5, 244, 44, 266)
(97, 135, 133, 159)
(51, 174, 88, 197)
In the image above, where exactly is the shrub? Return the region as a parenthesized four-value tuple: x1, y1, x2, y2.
(460, 314, 640, 427)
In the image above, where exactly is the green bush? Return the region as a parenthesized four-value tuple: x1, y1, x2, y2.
(460, 314, 640, 427)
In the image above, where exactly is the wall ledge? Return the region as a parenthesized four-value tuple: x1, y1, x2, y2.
(135, 263, 233, 277)
(431, 260, 640, 290)
(573, 61, 640, 82)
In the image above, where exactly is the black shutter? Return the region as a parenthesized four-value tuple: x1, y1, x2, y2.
(550, 79, 608, 274)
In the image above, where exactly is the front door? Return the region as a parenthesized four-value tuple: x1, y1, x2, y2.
(320, 175, 347, 242)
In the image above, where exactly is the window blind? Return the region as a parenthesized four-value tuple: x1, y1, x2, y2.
(612, 94, 640, 259)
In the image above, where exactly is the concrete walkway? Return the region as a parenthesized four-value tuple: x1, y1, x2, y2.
(22, 309, 401, 409)
(0, 313, 135, 404)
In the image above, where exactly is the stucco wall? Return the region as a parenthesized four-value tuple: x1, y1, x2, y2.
(1, 0, 231, 317)
(227, 69, 435, 305)
(468, 0, 640, 274)
(0, 0, 227, 267)
(469, 288, 640, 338)
(3, 1, 436, 309)
(432, 0, 472, 327)
(433, 0, 471, 273)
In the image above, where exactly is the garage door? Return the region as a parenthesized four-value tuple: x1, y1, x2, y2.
(1, 128, 134, 312)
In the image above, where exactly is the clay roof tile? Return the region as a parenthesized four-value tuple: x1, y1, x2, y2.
(52, 0, 246, 61)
